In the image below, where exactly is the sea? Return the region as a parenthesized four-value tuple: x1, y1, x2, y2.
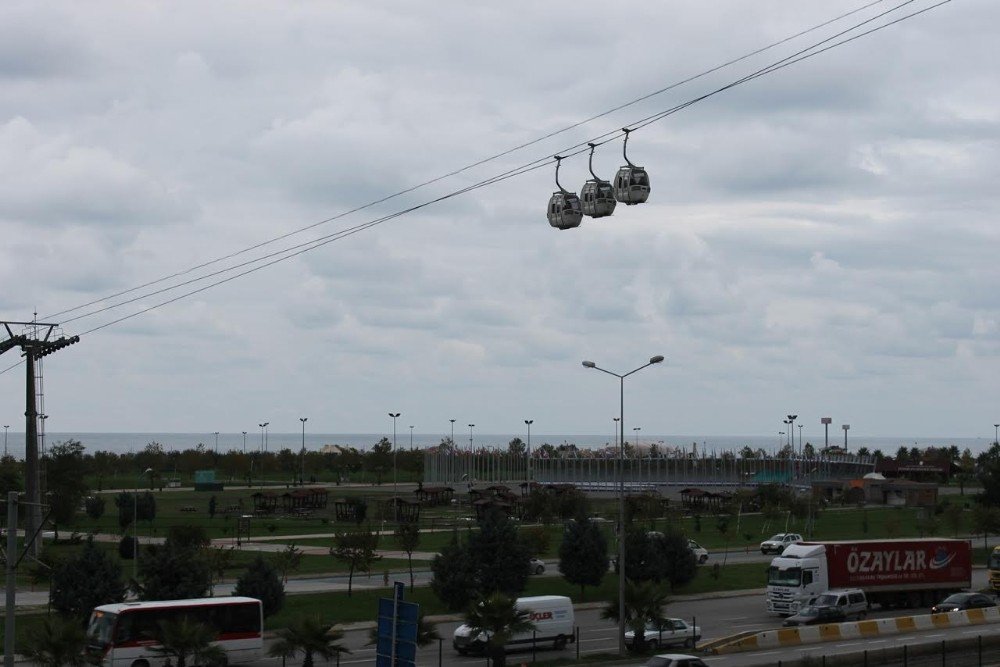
(0, 431, 995, 459)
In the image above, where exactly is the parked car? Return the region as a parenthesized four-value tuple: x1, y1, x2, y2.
(811, 589, 868, 619)
(687, 539, 709, 564)
(625, 618, 700, 651)
(760, 533, 803, 555)
(529, 557, 546, 575)
(644, 654, 708, 667)
(783, 605, 847, 626)
(931, 592, 997, 614)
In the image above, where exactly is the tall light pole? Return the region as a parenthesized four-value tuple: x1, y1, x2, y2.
(778, 432, 784, 453)
(633, 426, 641, 450)
(782, 420, 791, 450)
(214, 431, 219, 454)
(38, 414, 48, 458)
(300, 418, 308, 486)
(2, 425, 8, 458)
(787, 415, 798, 455)
(821, 418, 832, 450)
(389, 413, 401, 499)
(242, 431, 247, 455)
(582, 354, 665, 657)
(468, 424, 475, 451)
(409, 425, 414, 451)
(133, 467, 153, 584)
(524, 420, 533, 482)
(842, 424, 850, 450)
(994, 424, 999, 447)
(258, 422, 268, 487)
(798, 425, 803, 455)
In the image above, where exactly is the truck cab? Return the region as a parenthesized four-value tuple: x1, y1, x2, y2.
(766, 543, 827, 615)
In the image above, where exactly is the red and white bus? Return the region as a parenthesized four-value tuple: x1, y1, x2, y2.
(86, 596, 263, 667)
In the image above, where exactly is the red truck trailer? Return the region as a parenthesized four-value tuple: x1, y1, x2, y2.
(766, 538, 972, 614)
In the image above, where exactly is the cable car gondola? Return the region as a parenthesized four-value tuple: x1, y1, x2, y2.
(547, 155, 583, 230)
(580, 143, 616, 219)
(613, 128, 651, 205)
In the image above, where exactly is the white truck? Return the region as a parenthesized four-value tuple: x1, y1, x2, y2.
(453, 595, 575, 654)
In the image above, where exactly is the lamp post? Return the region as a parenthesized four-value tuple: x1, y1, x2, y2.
(842, 424, 850, 450)
(258, 422, 268, 487)
(778, 432, 784, 454)
(582, 354, 665, 657)
(994, 424, 999, 447)
(782, 420, 791, 450)
(524, 420, 533, 482)
(214, 431, 219, 454)
(821, 418, 832, 450)
(133, 467, 153, 584)
(389, 413, 401, 498)
(787, 415, 798, 455)
(409, 425, 414, 451)
(2, 425, 8, 458)
(798, 425, 803, 455)
(633, 426, 641, 450)
(449, 419, 456, 483)
(468, 424, 475, 482)
(300, 418, 308, 486)
(242, 431, 247, 455)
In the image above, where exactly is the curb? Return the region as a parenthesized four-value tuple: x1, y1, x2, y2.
(712, 606, 1000, 654)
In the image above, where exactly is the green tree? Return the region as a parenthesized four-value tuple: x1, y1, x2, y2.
(149, 616, 226, 667)
(506, 438, 526, 457)
(20, 616, 90, 667)
(942, 502, 964, 537)
(268, 616, 349, 667)
(166, 524, 210, 551)
(84, 495, 105, 520)
(558, 517, 609, 599)
(50, 537, 126, 619)
(601, 580, 670, 653)
(114, 491, 156, 529)
(367, 437, 392, 485)
(0, 456, 23, 497)
(45, 440, 89, 540)
(520, 525, 550, 558)
(462, 592, 536, 667)
(205, 546, 237, 594)
(137, 534, 212, 600)
(330, 527, 381, 596)
(971, 504, 1000, 552)
(430, 539, 477, 609)
(234, 555, 285, 618)
(467, 508, 531, 598)
(270, 544, 304, 584)
(394, 522, 421, 591)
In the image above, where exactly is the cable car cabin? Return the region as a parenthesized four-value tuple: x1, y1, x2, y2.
(580, 179, 616, 218)
(613, 166, 650, 205)
(547, 191, 583, 230)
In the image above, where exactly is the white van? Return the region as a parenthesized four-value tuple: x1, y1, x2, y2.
(453, 595, 575, 655)
(813, 589, 868, 619)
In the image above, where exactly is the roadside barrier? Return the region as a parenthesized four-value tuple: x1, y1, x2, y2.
(710, 606, 1000, 654)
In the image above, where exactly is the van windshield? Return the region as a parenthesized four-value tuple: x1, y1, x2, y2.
(768, 566, 801, 586)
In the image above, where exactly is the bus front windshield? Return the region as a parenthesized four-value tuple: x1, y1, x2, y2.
(990, 552, 1000, 570)
(768, 566, 802, 586)
(87, 610, 117, 648)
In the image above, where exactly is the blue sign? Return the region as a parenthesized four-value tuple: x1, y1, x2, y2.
(375, 581, 420, 667)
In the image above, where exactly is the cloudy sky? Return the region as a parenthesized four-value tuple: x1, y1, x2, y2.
(1, 0, 997, 443)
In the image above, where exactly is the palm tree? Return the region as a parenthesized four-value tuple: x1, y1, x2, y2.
(601, 579, 670, 653)
(267, 616, 349, 667)
(463, 592, 536, 667)
(149, 616, 226, 667)
(21, 616, 91, 667)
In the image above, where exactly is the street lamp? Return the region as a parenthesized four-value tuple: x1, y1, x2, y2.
(633, 426, 641, 450)
(2, 425, 8, 458)
(214, 431, 219, 454)
(842, 424, 850, 450)
(242, 431, 247, 455)
(581, 354, 664, 657)
(468, 424, 475, 451)
(782, 420, 792, 450)
(409, 425, 414, 451)
(787, 415, 798, 455)
(133, 467, 153, 584)
(994, 423, 999, 447)
(524, 420, 533, 482)
(389, 413, 401, 498)
(300, 418, 308, 486)
(258, 422, 268, 487)
(798, 425, 803, 455)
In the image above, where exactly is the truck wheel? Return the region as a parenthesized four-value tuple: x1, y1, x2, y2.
(554, 635, 567, 650)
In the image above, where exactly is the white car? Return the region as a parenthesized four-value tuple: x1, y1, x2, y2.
(625, 618, 701, 651)
(529, 557, 545, 575)
(644, 653, 708, 667)
(760, 532, 802, 555)
(687, 539, 708, 564)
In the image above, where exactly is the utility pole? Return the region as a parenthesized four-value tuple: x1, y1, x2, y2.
(1, 321, 78, 558)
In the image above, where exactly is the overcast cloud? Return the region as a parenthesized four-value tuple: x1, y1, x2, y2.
(2, 0, 998, 443)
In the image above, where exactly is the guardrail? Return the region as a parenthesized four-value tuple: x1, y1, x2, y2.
(710, 606, 1000, 654)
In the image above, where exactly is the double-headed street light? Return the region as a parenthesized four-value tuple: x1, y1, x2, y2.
(300, 418, 308, 486)
(582, 354, 664, 657)
(2, 425, 8, 458)
(787, 414, 798, 454)
(524, 420, 533, 481)
(389, 413, 401, 499)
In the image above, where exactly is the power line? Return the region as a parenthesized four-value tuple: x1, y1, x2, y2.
(41, 0, 894, 323)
